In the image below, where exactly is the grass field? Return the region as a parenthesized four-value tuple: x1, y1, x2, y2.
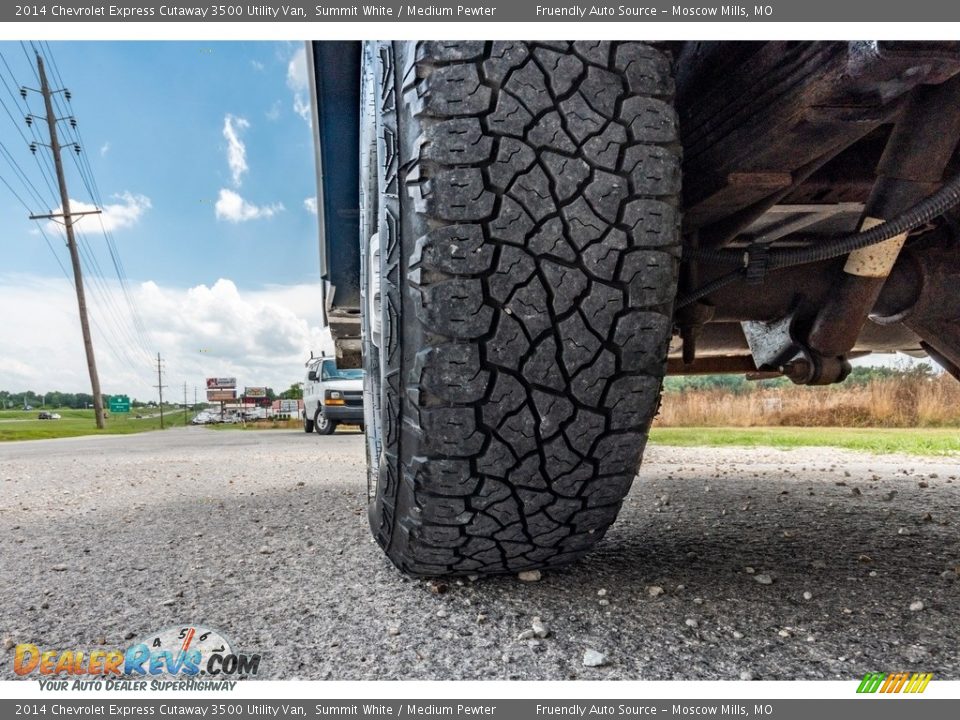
(649, 426, 960, 456)
(0, 407, 189, 441)
(657, 373, 960, 428)
(3, 408, 958, 456)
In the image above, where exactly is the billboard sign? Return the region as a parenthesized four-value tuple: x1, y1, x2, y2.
(279, 399, 299, 413)
(206, 377, 237, 389)
(244, 387, 267, 399)
(206, 389, 236, 402)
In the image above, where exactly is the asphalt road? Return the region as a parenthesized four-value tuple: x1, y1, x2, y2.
(1, 427, 958, 680)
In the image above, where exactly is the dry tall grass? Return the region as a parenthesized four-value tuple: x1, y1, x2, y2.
(655, 374, 960, 428)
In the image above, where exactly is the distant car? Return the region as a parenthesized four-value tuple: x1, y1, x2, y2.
(50, 413, 61, 419)
(37, 412, 60, 420)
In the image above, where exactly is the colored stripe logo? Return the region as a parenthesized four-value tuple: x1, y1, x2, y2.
(857, 672, 933, 694)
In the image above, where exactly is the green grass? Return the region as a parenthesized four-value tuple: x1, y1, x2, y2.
(649, 426, 960, 456)
(4, 407, 957, 455)
(0, 407, 189, 441)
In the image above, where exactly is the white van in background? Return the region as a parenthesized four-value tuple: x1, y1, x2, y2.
(303, 354, 364, 435)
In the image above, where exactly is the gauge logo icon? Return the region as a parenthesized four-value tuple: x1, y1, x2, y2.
(126, 625, 260, 677)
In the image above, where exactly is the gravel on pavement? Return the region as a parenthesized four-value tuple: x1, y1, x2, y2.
(1, 427, 958, 680)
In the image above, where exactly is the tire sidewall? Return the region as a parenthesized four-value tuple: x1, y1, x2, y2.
(360, 43, 383, 502)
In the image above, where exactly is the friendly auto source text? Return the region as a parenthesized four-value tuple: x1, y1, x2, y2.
(535, 5, 762, 16)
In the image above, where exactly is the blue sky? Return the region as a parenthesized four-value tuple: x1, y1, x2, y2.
(0, 40, 919, 400)
(0, 41, 330, 399)
(1, 40, 320, 288)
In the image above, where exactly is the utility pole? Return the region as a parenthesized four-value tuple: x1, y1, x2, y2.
(155, 352, 166, 429)
(183, 382, 188, 425)
(29, 55, 105, 428)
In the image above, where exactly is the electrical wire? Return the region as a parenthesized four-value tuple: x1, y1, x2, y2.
(0, 45, 156, 377)
(0, 53, 60, 205)
(679, 169, 960, 307)
(675, 269, 745, 309)
(39, 41, 155, 358)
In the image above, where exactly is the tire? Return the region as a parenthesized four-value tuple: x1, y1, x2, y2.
(303, 411, 314, 434)
(315, 410, 336, 435)
(361, 41, 681, 576)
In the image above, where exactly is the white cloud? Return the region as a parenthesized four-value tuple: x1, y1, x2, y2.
(286, 47, 312, 124)
(303, 197, 317, 215)
(0, 274, 327, 400)
(46, 192, 151, 235)
(266, 100, 281, 121)
(215, 188, 283, 223)
(293, 95, 311, 123)
(286, 47, 308, 91)
(222, 114, 250, 187)
(250, 59, 265, 72)
(99, 142, 110, 156)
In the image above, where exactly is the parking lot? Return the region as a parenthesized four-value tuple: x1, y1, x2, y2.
(1, 427, 958, 680)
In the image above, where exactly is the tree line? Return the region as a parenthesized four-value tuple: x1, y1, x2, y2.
(0, 390, 155, 409)
(2, 382, 306, 409)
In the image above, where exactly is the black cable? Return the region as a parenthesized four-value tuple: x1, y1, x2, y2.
(675, 268, 744, 309)
(687, 170, 960, 272)
(679, 169, 960, 306)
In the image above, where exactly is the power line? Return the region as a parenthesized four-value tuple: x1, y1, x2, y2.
(0, 61, 154, 387)
(0, 54, 60, 205)
(38, 42, 154, 360)
(1, 45, 158, 389)
(74, 233, 153, 371)
(28, 52, 106, 429)
(0, 139, 49, 209)
(155, 353, 166, 429)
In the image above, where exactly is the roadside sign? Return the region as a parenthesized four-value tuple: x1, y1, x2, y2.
(207, 389, 237, 402)
(206, 377, 237, 389)
(108, 395, 131, 413)
(244, 387, 267, 398)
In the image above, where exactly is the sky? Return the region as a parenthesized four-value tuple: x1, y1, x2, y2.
(0, 40, 927, 405)
(0, 41, 327, 401)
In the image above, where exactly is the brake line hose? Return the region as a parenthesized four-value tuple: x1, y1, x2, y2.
(676, 169, 960, 309)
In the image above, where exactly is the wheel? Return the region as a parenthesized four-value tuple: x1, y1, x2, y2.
(361, 41, 681, 576)
(303, 410, 314, 433)
(314, 410, 336, 435)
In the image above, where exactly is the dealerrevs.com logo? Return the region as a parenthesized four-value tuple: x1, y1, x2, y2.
(857, 672, 933, 694)
(14, 625, 261, 690)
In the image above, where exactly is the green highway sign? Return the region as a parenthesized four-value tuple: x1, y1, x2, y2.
(108, 395, 131, 413)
